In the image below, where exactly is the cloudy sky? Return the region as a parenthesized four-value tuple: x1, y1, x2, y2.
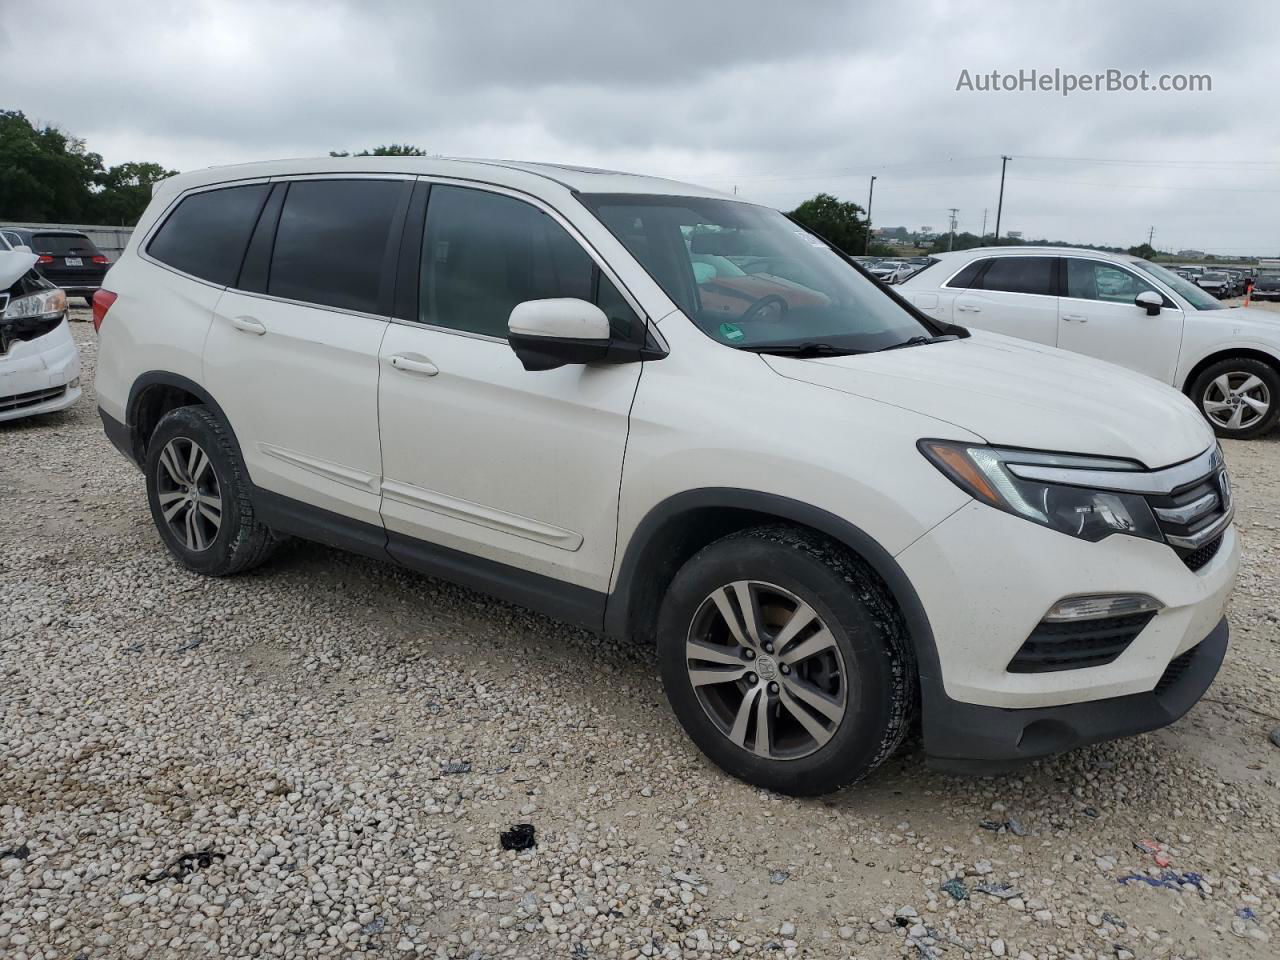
(3, 0, 1277, 254)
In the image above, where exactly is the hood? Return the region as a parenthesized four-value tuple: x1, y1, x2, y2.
(0, 251, 38, 291)
(762, 330, 1213, 468)
(1220, 304, 1280, 324)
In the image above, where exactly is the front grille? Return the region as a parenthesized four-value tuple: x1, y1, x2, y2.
(1182, 534, 1224, 572)
(1154, 644, 1198, 696)
(1146, 464, 1231, 571)
(1007, 611, 1155, 673)
(0, 385, 67, 413)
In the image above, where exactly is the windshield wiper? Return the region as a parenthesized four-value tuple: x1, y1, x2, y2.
(873, 334, 959, 353)
(743, 342, 862, 357)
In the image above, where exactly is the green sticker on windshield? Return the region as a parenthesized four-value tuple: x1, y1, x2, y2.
(719, 322, 745, 342)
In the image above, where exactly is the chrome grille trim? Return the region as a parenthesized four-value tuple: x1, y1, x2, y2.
(1007, 445, 1220, 495)
(1153, 490, 1219, 525)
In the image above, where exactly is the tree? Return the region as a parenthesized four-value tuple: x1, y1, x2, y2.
(787, 193, 868, 253)
(1127, 242, 1157, 259)
(0, 110, 176, 224)
(89, 161, 177, 225)
(329, 144, 428, 157)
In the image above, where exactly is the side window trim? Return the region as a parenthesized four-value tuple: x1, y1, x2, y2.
(235, 181, 286, 294)
(403, 175, 650, 343)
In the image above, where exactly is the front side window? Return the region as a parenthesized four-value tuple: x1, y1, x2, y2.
(1065, 259, 1161, 304)
(976, 257, 1056, 295)
(148, 184, 270, 286)
(420, 185, 639, 340)
(1131, 259, 1223, 311)
(269, 179, 403, 313)
(580, 194, 935, 353)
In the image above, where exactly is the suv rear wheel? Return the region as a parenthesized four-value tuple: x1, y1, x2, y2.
(145, 405, 277, 576)
(657, 525, 915, 795)
(1189, 357, 1280, 440)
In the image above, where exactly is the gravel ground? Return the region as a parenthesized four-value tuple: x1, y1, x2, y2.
(2, 311, 1279, 960)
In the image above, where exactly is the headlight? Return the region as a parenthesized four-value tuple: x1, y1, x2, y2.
(919, 440, 1164, 543)
(4, 288, 67, 319)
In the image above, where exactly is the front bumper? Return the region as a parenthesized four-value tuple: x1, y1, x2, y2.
(925, 617, 1227, 773)
(897, 493, 1238, 768)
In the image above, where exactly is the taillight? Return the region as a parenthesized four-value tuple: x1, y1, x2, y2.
(91, 255, 109, 264)
(92, 290, 117, 333)
(36, 254, 54, 264)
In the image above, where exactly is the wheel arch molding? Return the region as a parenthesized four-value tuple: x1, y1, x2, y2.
(125, 371, 244, 468)
(1180, 344, 1280, 395)
(604, 486, 942, 681)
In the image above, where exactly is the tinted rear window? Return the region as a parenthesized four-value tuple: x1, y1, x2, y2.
(976, 257, 1056, 295)
(32, 233, 99, 256)
(268, 179, 403, 313)
(944, 259, 987, 289)
(148, 184, 270, 286)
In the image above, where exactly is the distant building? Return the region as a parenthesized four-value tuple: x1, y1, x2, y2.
(1177, 249, 1205, 259)
(1006, 230, 1023, 240)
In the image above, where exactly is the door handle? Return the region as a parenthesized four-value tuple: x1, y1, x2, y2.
(231, 316, 267, 336)
(390, 354, 439, 376)
(1062, 314, 1088, 323)
(956, 304, 981, 313)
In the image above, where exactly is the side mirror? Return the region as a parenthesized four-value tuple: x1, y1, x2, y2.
(1135, 291, 1163, 316)
(508, 298, 612, 371)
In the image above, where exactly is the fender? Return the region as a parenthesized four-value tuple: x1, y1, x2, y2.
(603, 486, 944, 698)
(123, 370, 246, 468)
(1177, 338, 1280, 392)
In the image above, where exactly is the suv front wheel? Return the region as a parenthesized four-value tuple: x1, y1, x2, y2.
(657, 526, 915, 795)
(144, 405, 278, 576)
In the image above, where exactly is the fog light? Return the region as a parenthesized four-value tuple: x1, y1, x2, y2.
(69, 377, 81, 388)
(1042, 594, 1163, 622)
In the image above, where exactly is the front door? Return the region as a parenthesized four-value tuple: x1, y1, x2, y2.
(377, 183, 644, 606)
(1056, 257, 1184, 383)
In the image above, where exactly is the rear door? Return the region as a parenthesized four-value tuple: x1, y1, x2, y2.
(951, 256, 1060, 345)
(203, 176, 410, 529)
(1057, 257, 1184, 382)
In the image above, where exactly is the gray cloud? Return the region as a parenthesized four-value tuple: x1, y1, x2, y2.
(2, 0, 1277, 253)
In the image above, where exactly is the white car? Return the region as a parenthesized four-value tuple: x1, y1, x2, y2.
(94, 158, 1237, 794)
(0, 232, 80, 422)
(900, 246, 1280, 438)
(868, 260, 913, 283)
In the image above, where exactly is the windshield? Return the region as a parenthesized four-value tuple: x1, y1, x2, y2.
(580, 194, 936, 352)
(1131, 259, 1225, 311)
(1201, 272, 1227, 281)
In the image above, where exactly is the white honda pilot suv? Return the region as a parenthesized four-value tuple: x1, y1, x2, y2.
(95, 158, 1238, 794)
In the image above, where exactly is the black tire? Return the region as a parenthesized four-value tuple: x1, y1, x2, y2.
(1188, 357, 1280, 440)
(144, 405, 277, 576)
(656, 525, 916, 796)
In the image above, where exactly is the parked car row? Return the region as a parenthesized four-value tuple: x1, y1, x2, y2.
(84, 157, 1237, 794)
(855, 255, 934, 284)
(1172, 264, 1255, 299)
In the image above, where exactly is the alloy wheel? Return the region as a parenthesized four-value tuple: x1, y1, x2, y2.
(155, 437, 222, 552)
(685, 580, 848, 760)
(1202, 372, 1271, 432)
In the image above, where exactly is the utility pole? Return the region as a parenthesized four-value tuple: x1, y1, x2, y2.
(947, 208, 959, 252)
(981, 208, 988, 239)
(864, 175, 877, 255)
(1147, 225, 1155, 249)
(994, 155, 1011, 241)
(732, 185, 738, 196)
